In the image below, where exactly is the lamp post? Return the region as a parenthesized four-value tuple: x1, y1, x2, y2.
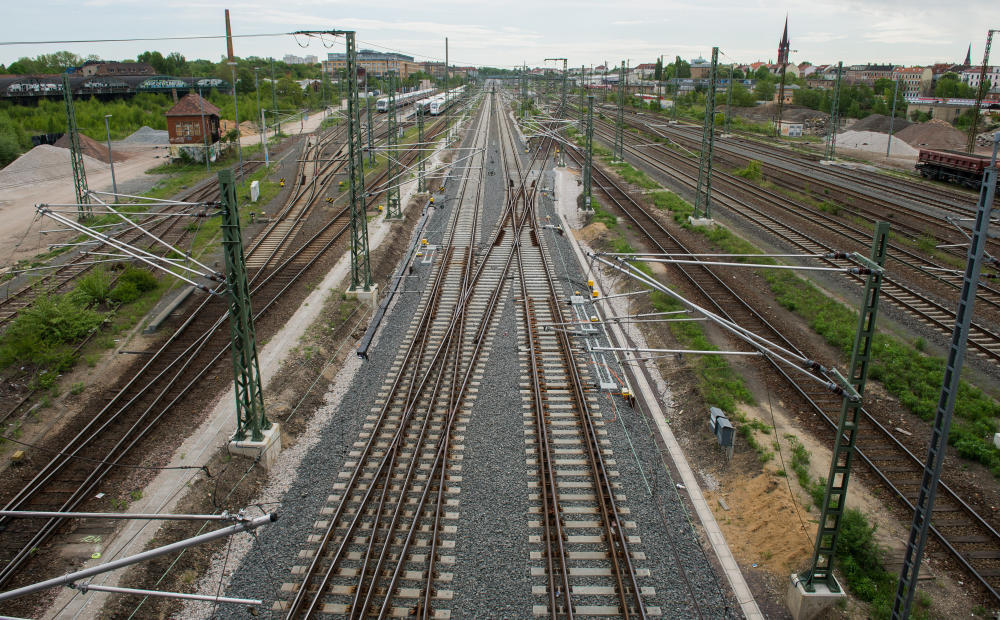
(103, 114, 118, 202)
(228, 61, 244, 186)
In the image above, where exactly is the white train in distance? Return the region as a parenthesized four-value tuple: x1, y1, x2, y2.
(375, 88, 435, 112)
(429, 86, 467, 115)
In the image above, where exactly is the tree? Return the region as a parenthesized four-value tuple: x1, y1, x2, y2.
(654, 57, 663, 81)
(674, 56, 691, 79)
(935, 72, 976, 98)
(730, 81, 756, 107)
(754, 66, 771, 81)
(753, 79, 775, 102)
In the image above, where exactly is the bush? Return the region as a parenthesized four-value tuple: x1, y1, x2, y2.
(836, 508, 897, 618)
(109, 267, 158, 304)
(73, 267, 113, 305)
(0, 292, 104, 370)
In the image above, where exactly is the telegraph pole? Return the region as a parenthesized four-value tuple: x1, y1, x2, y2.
(694, 47, 719, 220)
(386, 71, 402, 219)
(799, 222, 889, 593)
(62, 74, 90, 220)
(966, 30, 996, 153)
(219, 169, 269, 442)
(345, 33, 372, 290)
(893, 133, 998, 619)
(417, 104, 426, 193)
(583, 95, 594, 210)
(725, 68, 734, 134)
(270, 57, 279, 135)
(613, 61, 625, 162)
(825, 62, 843, 161)
(365, 72, 374, 165)
(293, 29, 372, 290)
(886, 78, 900, 158)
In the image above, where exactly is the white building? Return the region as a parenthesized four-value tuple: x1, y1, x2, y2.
(962, 66, 1000, 92)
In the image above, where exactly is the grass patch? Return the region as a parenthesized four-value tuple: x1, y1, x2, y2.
(0, 292, 104, 372)
(648, 288, 754, 413)
(647, 170, 1000, 476)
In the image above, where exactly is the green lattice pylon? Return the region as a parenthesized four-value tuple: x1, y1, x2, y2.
(219, 169, 269, 442)
(825, 62, 843, 161)
(62, 74, 90, 220)
(583, 95, 594, 210)
(579, 65, 586, 129)
(694, 47, 719, 219)
(417, 105, 426, 193)
(613, 61, 625, 162)
(800, 221, 890, 592)
(346, 33, 372, 291)
(386, 72, 402, 219)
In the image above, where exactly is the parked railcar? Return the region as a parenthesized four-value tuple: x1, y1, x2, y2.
(916, 149, 998, 189)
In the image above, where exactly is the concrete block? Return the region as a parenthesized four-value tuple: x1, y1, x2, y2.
(228, 423, 282, 470)
(994, 433, 1000, 450)
(786, 574, 845, 620)
(345, 283, 380, 308)
(144, 286, 196, 334)
(688, 216, 716, 227)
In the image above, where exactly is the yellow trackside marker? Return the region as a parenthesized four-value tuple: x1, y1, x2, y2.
(587, 279, 594, 288)
(592, 290, 599, 298)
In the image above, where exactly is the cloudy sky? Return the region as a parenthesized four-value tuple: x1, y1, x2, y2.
(2, 0, 994, 69)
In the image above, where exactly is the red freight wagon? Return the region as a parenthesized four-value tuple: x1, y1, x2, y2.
(916, 149, 999, 188)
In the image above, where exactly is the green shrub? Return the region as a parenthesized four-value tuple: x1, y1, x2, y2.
(735, 159, 764, 183)
(836, 508, 897, 618)
(73, 267, 113, 305)
(109, 267, 158, 304)
(0, 293, 104, 370)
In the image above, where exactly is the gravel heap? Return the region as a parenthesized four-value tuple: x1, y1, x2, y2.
(895, 119, 967, 150)
(53, 132, 129, 163)
(836, 130, 918, 156)
(119, 125, 168, 145)
(849, 113, 911, 134)
(0, 144, 107, 189)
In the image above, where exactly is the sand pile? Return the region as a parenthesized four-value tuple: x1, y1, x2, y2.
(54, 132, 129, 163)
(120, 126, 168, 145)
(219, 120, 258, 137)
(0, 144, 108, 190)
(850, 114, 911, 134)
(837, 130, 918, 157)
(895, 119, 966, 150)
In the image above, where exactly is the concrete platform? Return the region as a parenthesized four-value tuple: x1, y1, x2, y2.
(688, 216, 716, 227)
(228, 423, 282, 469)
(346, 283, 380, 308)
(787, 573, 845, 620)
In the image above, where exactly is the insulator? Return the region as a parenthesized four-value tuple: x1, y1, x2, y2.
(827, 382, 845, 397)
(803, 360, 826, 374)
(826, 252, 850, 260)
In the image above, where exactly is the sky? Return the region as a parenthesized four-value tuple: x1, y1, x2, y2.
(2, 0, 995, 70)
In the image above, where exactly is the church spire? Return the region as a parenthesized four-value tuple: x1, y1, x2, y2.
(964, 43, 972, 66)
(778, 16, 791, 66)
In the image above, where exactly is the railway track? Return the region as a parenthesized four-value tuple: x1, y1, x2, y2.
(280, 86, 664, 618)
(622, 113, 1000, 262)
(0, 107, 453, 597)
(565, 144, 1000, 603)
(591, 120, 1000, 362)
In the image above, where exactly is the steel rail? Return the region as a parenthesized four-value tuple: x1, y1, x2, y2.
(567, 145, 1000, 603)
(593, 122, 1000, 362)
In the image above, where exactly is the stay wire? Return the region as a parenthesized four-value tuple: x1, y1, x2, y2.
(762, 373, 814, 545)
